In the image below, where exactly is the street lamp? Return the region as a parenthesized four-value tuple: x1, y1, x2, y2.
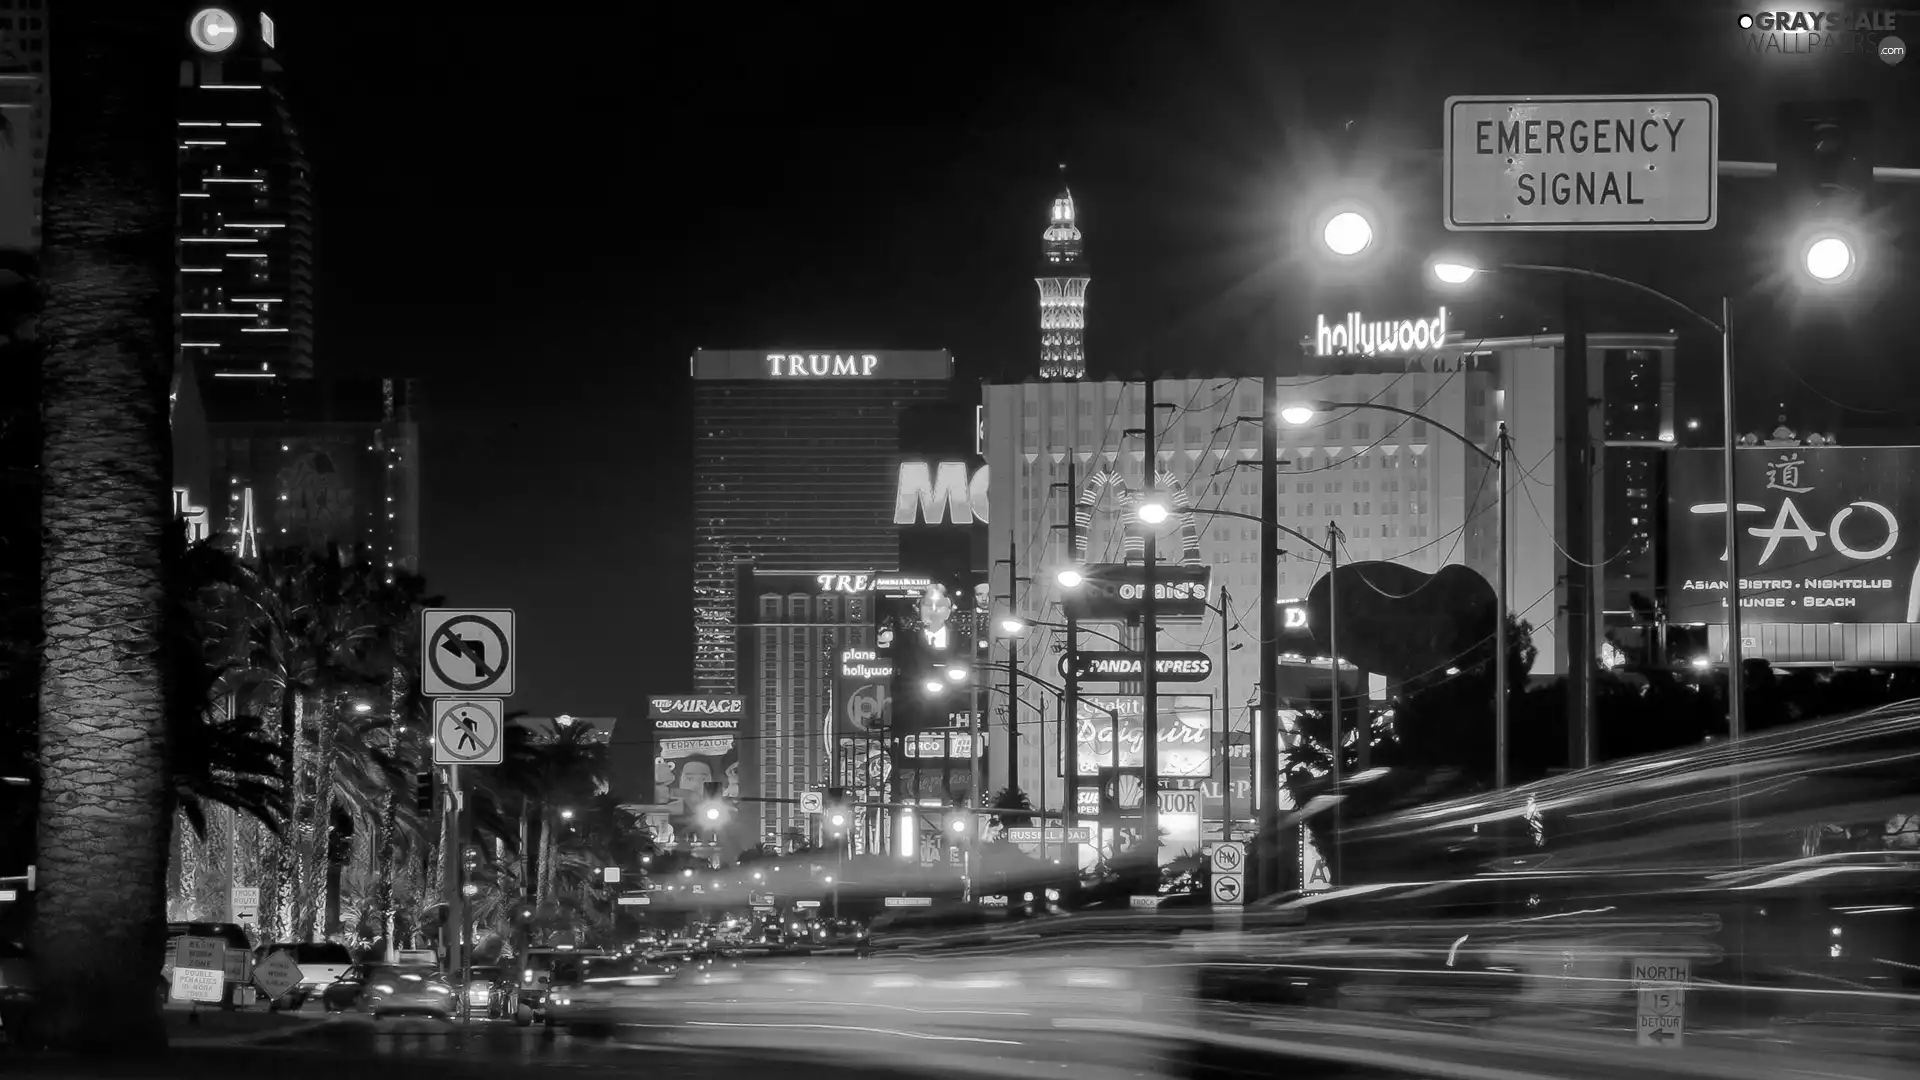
(1803, 234, 1856, 283)
(1136, 497, 1170, 525)
(1281, 398, 1511, 790)
(1055, 567, 1084, 589)
(1322, 210, 1374, 257)
(1428, 256, 1744, 746)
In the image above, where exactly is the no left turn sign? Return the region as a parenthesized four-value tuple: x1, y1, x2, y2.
(423, 608, 515, 697)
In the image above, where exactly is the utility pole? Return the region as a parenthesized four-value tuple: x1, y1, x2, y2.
(1217, 585, 1233, 840)
(1140, 371, 1161, 866)
(1256, 374, 1281, 898)
(1326, 523, 1342, 888)
(1062, 457, 1080, 880)
(1005, 534, 1021, 793)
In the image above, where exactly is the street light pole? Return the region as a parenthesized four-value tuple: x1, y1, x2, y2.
(1257, 374, 1281, 898)
(1496, 422, 1512, 791)
(1064, 458, 1080, 854)
(1721, 295, 1744, 742)
(1217, 586, 1233, 840)
(1326, 523, 1342, 888)
(1004, 535, 1022, 792)
(1140, 372, 1161, 865)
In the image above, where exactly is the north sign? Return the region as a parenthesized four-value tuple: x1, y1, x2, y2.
(1444, 95, 1718, 232)
(1059, 651, 1213, 683)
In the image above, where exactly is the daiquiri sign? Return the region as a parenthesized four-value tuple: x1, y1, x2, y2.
(1074, 695, 1213, 780)
(1668, 447, 1920, 624)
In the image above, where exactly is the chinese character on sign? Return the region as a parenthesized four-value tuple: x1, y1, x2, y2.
(1764, 453, 1812, 494)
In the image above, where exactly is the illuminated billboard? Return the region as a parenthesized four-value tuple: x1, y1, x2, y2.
(645, 695, 742, 817)
(1059, 563, 1215, 622)
(1668, 447, 1920, 624)
(1074, 695, 1213, 780)
(690, 349, 952, 381)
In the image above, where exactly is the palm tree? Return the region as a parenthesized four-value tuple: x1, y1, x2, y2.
(31, 4, 181, 1053)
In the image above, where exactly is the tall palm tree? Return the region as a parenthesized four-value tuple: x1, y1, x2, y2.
(31, 4, 181, 1054)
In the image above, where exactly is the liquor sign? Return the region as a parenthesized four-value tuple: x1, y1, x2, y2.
(1075, 695, 1213, 779)
(1059, 651, 1213, 683)
(1060, 564, 1214, 622)
(1667, 447, 1920, 624)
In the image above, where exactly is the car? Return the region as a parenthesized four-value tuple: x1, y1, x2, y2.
(508, 946, 604, 1026)
(321, 963, 455, 1020)
(541, 955, 674, 1035)
(0, 936, 38, 1051)
(457, 964, 509, 1018)
(257, 941, 354, 1011)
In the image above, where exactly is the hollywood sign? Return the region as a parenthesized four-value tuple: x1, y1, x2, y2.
(894, 461, 990, 525)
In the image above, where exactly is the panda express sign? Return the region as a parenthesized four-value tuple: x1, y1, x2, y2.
(1058, 652, 1214, 683)
(646, 695, 744, 730)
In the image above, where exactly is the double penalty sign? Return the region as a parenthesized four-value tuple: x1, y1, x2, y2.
(1444, 95, 1718, 232)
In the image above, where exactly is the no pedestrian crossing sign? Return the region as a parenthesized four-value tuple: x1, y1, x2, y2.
(434, 698, 505, 765)
(1444, 95, 1719, 232)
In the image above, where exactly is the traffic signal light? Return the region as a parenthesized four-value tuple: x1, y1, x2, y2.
(944, 811, 972, 837)
(414, 773, 432, 814)
(1776, 100, 1872, 205)
(696, 782, 730, 826)
(824, 787, 853, 838)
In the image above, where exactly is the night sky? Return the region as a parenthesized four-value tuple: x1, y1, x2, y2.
(277, 0, 1920, 722)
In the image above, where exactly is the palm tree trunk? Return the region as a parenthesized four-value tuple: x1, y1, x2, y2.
(294, 698, 337, 938)
(31, 4, 180, 1053)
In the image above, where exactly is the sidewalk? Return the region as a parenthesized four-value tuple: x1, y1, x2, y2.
(165, 1006, 324, 1048)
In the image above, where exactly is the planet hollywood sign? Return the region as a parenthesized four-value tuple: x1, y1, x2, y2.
(1312, 306, 1453, 357)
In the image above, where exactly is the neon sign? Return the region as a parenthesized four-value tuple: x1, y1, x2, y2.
(894, 461, 989, 525)
(1313, 306, 1451, 357)
(765, 353, 880, 377)
(172, 488, 210, 542)
(814, 573, 873, 593)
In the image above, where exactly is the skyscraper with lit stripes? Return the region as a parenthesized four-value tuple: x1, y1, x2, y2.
(1035, 166, 1089, 380)
(177, 7, 313, 386)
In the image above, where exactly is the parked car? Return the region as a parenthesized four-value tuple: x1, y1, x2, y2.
(257, 941, 354, 1010)
(458, 964, 509, 1018)
(321, 963, 456, 1020)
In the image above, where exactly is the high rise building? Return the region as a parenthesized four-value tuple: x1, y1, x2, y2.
(689, 349, 955, 694)
(0, 0, 48, 254)
(173, 370, 423, 582)
(1035, 167, 1088, 381)
(1602, 348, 1675, 648)
(177, 7, 314, 386)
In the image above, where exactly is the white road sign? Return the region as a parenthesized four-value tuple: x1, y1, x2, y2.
(1444, 95, 1718, 232)
(252, 950, 305, 1003)
(422, 608, 516, 697)
(1210, 874, 1245, 904)
(799, 791, 824, 814)
(1633, 957, 1691, 1049)
(229, 885, 260, 921)
(884, 896, 933, 908)
(433, 697, 505, 765)
(616, 895, 650, 906)
(170, 967, 225, 1004)
(1207, 841, 1244, 874)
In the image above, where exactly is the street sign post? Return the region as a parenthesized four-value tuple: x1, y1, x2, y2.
(229, 885, 260, 923)
(422, 608, 516, 697)
(433, 698, 505, 766)
(1444, 95, 1719, 232)
(1633, 958, 1690, 1048)
(883, 896, 932, 908)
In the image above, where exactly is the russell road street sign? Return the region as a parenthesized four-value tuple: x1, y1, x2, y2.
(1445, 94, 1719, 232)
